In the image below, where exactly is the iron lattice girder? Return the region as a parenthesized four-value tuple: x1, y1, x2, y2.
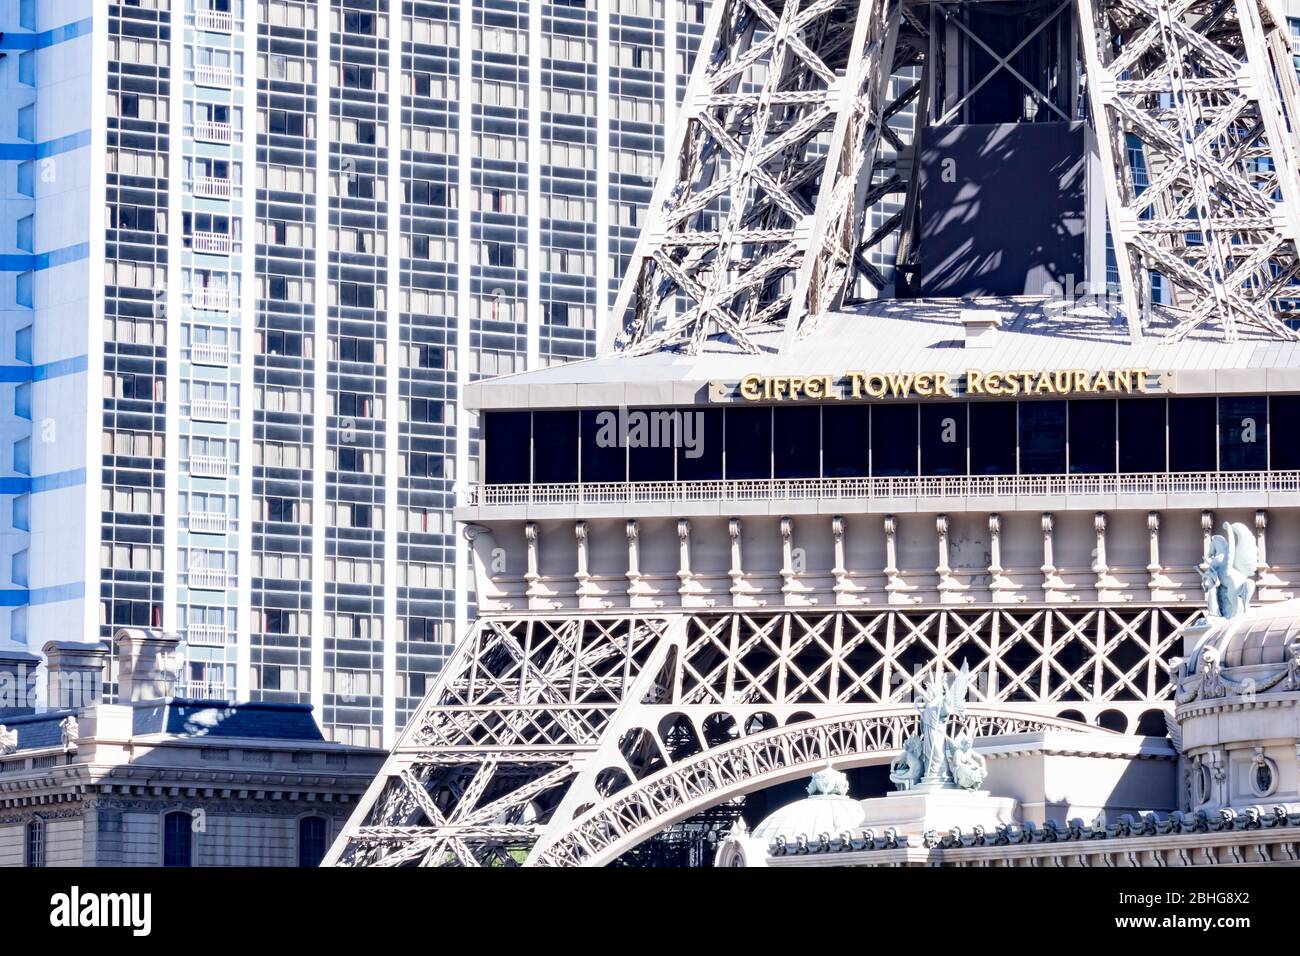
(328, 605, 1196, 867)
(612, 0, 1300, 356)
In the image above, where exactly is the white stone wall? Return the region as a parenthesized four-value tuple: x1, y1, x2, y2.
(0, 822, 24, 866)
(45, 817, 82, 866)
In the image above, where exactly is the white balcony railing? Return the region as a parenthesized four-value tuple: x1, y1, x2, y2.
(194, 120, 233, 144)
(187, 568, 230, 591)
(190, 342, 231, 367)
(190, 399, 231, 423)
(189, 454, 230, 478)
(189, 287, 233, 311)
(191, 231, 234, 255)
(176, 679, 229, 700)
(466, 470, 1300, 508)
(195, 64, 235, 89)
(194, 10, 236, 34)
(193, 176, 234, 199)
(185, 624, 228, 646)
(188, 511, 229, 533)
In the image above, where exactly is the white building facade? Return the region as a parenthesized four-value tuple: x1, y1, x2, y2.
(0, 0, 713, 748)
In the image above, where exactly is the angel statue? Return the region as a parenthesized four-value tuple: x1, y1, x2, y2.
(913, 660, 974, 788)
(1202, 522, 1258, 621)
(889, 735, 923, 791)
(947, 729, 988, 791)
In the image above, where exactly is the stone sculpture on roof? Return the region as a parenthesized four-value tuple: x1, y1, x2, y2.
(889, 661, 987, 793)
(1200, 522, 1258, 621)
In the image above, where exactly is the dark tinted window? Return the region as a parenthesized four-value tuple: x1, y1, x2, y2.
(163, 812, 193, 867)
(1219, 396, 1267, 471)
(1019, 401, 1066, 473)
(725, 407, 772, 479)
(969, 402, 1016, 474)
(483, 411, 530, 484)
(629, 410, 676, 482)
(1271, 396, 1300, 470)
(1168, 397, 1216, 472)
(298, 817, 328, 868)
(531, 411, 578, 484)
(677, 408, 722, 480)
(872, 405, 918, 476)
(580, 409, 626, 483)
(920, 404, 966, 476)
(773, 406, 820, 478)
(1118, 399, 1166, 472)
(822, 405, 870, 477)
(1068, 400, 1116, 473)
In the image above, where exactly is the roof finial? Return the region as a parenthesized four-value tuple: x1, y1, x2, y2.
(807, 761, 849, 797)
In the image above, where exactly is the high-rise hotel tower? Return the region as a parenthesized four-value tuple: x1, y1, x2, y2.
(0, 0, 711, 746)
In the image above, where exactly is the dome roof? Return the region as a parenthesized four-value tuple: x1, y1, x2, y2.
(1212, 598, 1300, 668)
(750, 764, 865, 841)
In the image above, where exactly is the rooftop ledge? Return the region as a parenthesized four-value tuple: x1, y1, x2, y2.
(457, 470, 1300, 518)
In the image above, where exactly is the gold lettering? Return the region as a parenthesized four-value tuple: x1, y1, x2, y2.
(914, 373, 933, 397)
(1035, 372, 1056, 394)
(740, 375, 762, 401)
(935, 372, 955, 398)
(985, 372, 1003, 394)
(1093, 369, 1111, 392)
(1114, 369, 1132, 393)
(847, 372, 865, 399)
(864, 374, 887, 399)
(1072, 370, 1089, 394)
(804, 376, 823, 400)
(967, 370, 985, 394)
(1134, 368, 1151, 393)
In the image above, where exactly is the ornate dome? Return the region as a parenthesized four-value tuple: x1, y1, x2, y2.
(750, 763, 865, 842)
(1207, 597, 1300, 667)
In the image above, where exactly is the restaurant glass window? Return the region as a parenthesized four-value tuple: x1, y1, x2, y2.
(871, 404, 918, 476)
(1068, 400, 1116, 474)
(1118, 399, 1166, 473)
(920, 403, 966, 476)
(773, 406, 821, 479)
(1018, 401, 1066, 474)
(822, 405, 870, 477)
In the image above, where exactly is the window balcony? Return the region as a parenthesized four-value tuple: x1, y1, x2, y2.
(190, 399, 231, 423)
(176, 679, 229, 700)
(190, 342, 231, 367)
(191, 231, 234, 255)
(185, 623, 228, 646)
(465, 470, 1300, 509)
(194, 121, 233, 144)
(195, 64, 235, 89)
(189, 287, 233, 311)
(188, 454, 230, 478)
(186, 568, 230, 591)
(193, 176, 234, 199)
(188, 511, 230, 533)
(194, 10, 236, 33)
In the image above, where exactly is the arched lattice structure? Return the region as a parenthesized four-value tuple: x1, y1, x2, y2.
(327, 604, 1196, 867)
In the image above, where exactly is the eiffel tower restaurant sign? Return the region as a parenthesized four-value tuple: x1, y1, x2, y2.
(732, 367, 1157, 402)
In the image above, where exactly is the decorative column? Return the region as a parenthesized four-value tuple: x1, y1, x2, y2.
(1146, 511, 1176, 599)
(1092, 512, 1122, 599)
(1255, 510, 1283, 589)
(936, 514, 962, 600)
(677, 519, 704, 605)
(883, 515, 908, 602)
(988, 513, 1016, 602)
(525, 521, 542, 607)
(575, 521, 601, 608)
(779, 517, 800, 603)
(831, 515, 856, 605)
(626, 519, 652, 606)
(1041, 513, 1068, 602)
(728, 518, 755, 604)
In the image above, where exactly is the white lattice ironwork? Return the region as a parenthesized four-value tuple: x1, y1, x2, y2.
(328, 605, 1196, 867)
(610, 0, 1300, 355)
(1079, 0, 1300, 341)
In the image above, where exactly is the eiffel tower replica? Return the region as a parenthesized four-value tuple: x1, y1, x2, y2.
(329, 0, 1300, 867)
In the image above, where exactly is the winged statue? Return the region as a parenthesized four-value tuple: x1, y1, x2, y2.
(1201, 522, 1258, 621)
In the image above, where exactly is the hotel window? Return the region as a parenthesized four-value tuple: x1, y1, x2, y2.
(1219, 395, 1267, 471)
(532, 411, 580, 484)
(1271, 396, 1300, 470)
(968, 402, 1016, 475)
(162, 811, 193, 867)
(25, 819, 43, 867)
(677, 408, 723, 481)
(724, 407, 771, 480)
(822, 405, 870, 477)
(580, 409, 627, 483)
(299, 817, 328, 868)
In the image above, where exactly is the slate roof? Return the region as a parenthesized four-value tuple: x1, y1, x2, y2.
(132, 699, 326, 741)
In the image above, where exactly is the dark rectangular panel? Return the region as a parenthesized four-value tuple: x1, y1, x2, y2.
(1219, 396, 1267, 471)
(1118, 399, 1167, 473)
(677, 407, 723, 481)
(1271, 396, 1300, 470)
(822, 405, 870, 477)
(1068, 400, 1116, 474)
(773, 406, 821, 479)
(1168, 397, 1217, 472)
(872, 404, 918, 476)
(907, 121, 1087, 298)
(483, 411, 530, 484)
(920, 403, 966, 475)
(725, 406, 772, 480)
(969, 401, 1016, 474)
(580, 409, 627, 483)
(531, 411, 579, 484)
(1019, 401, 1066, 474)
